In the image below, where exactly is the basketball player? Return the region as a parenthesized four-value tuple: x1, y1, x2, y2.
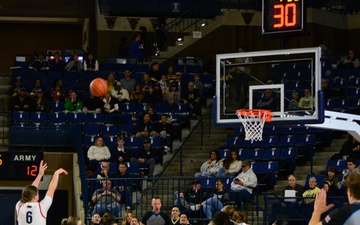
(16, 160, 68, 225)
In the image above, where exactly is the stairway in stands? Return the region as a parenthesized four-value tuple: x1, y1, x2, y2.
(0, 75, 12, 151)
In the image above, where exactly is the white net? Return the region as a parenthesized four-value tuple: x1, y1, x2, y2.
(235, 109, 270, 141)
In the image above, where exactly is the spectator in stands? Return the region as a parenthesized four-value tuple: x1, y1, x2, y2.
(82, 95, 103, 114)
(64, 90, 83, 113)
(29, 52, 49, 71)
(130, 138, 157, 178)
(107, 73, 118, 92)
(143, 84, 162, 106)
(130, 34, 144, 63)
(9, 87, 34, 111)
(128, 114, 139, 135)
(230, 160, 257, 210)
(216, 149, 242, 178)
(148, 62, 161, 81)
(50, 84, 65, 102)
(93, 161, 111, 181)
(256, 89, 277, 110)
(321, 79, 332, 101)
(288, 89, 300, 110)
(103, 91, 119, 113)
(323, 166, 339, 192)
(91, 213, 102, 225)
(174, 179, 208, 216)
(87, 137, 111, 172)
(130, 83, 144, 103)
(302, 177, 321, 209)
(111, 137, 131, 164)
(61, 216, 83, 225)
(179, 214, 190, 225)
(102, 212, 117, 225)
(30, 79, 46, 98)
(145, 105, 157, 122)
(65, 53, 83, 73)
(91, 179, 121, 216)
(298, 88, 314, 110)
(166, 65, 176, 84)
(321, 182, 338, 208)
(201, 179, 229, 220)
(121, 211, 132, 225)
(84, 53, 99, 72)
(153, 114, 173, 154)
(166, 82, 181, 105)
(159, 74, 170, 92)
(112, 82, 130, 102)
(195, 150, 221, 178)
(49, 52, 64, 71)
(330, 135, 360, 160)
(135, 113, 156, 138)
(141, 73, 155, 94)
(130, 217, 139, 225)
(193, 74, 204, 97)
(270, 175, 304, 223)
(221, 205, 247, 225)
(111, 163, 133, 210)
(338, 158, 360, 189)
(174, 72, 184, 93)
(332, 49, 360, 70)
(170, 206, 181, 225)
(181, 82, 202, 119)
(120, 69, 136, 93)
(141, 197, 170, 225)
(34, 90, 50, 112)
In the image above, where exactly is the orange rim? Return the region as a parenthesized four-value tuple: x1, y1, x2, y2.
(236, 109, 272, 122)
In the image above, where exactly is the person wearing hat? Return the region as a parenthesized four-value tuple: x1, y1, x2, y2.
(9, 87, 34, 111)
(130, 138, 157, 178)
(230, 160, 257, 210)
(323, 166, 339, 191)
(34, 89, 50, 112)
(111, 81, 130, 102)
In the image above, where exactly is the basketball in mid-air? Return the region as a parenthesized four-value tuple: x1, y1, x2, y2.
(89, 78, 108, 97)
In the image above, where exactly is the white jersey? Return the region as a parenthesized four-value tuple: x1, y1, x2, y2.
(16, 196, 52, 225)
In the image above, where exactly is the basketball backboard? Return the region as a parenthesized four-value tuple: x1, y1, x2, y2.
(213, 47, 324, 126)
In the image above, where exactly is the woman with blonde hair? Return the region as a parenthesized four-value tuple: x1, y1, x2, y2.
(122, 211, 133, 225)
(61, 216, 83, 225)
(221, 205, 247, 225)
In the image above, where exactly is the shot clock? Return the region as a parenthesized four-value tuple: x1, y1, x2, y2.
(0, 152, 43, 181)
(262, 0, 304, 35)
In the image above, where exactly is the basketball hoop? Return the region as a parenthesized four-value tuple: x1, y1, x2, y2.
(235, 109, 271, 141)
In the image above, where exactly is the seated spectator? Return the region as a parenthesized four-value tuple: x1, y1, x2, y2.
(141, 73, 155, 94)
(154, 114, 173, 154)
(84, 53, 99, 72)
(122, 211, 133, 225)
(127, 114, 139, 135)
(120, 69, 136, 93)
(230, 161, 257, 210)
(91, 213, 102, 225)
(103, 91, 119, 113)
(83, 95, 103, 114)
(107, 73, 118, 92)
(159, 74, 170, 93)
(166, 65, 176, 84)
(145, 105, 158, 122)
(338, 158, 360, 190)
(87, 137, 111, 172)
(64, 90, 83, 113)
(65, 53, 83, 73)
(92, 161, 110, 180)
(110, 163, 133, 210)
(34, 90, 50, 112)
(30, 79, 46, 98)
(302, 177, 321, 219)
(195, 150, 221, 178)
(322, 166, 339, 192)
(61, 216, 83, 225)
(298, 88, 314, 110)
(130, 217, 139, 225)
(201, 179, 229, 220)
(256, 89, 277, 110)
(287, 89, 300, 110)
(141, 197, 170, 225)
(29, 52, 49, 71)
(111, 137, 131, 164)
(143, 84, 162, 106)
(129, 83, 144, 103)
(9, 87, 34, 111)
(135, 113, 156, 138)
(148, 62, 161, 81)
(91, 179, 121, 216)
(50, 84, 65, 102)
(193, 74, 204, 97)
(111, 82, 130, 102)
(174, 179, 209, 217)
(174, 72, 184, 93)
(332, 50, 360, 70)
(166, 82, 181, 105)
(179, 214, 189, 225)
(130, 138, 157, 178)
(102, 212, 117, 225)
(181, 82, 202, 119)
(170, 206, 181, 225)
(216, 149, 242, 178)
(330, 135, 360, 160)
(49, 52, 64, 71)
(221, 205, 247, 225)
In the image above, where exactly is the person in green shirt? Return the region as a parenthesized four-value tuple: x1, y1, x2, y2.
(64, 90, 83, 113)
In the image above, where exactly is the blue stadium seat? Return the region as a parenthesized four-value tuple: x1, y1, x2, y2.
(278, 135, 298, 146)
(325, 160, 346, 173)
(237, 148, 249, 159)
(126, 162, 141, 176)
(117, 124, 134, 136)
(85, 113, 104, 124)
(262, 148, 281, 161)
(30, 111, 47, 122)
(119, 102, 137, 114)
(251, 161, 261, 174)
(150, 137, 163, 149)
(13, 70, 29, 79)
(82, 124, 100, 135)
(280, 147, 298, 159)
(50, 101, 65, 111)
(259, 161, 279, 174)
(66, 112, 85, 123)
(124, 137, 142, 150)
(47, 71, 63, 80)
(261, 135, 279, 147)
(29, 70, 46, 80)
(49, 111, 66, 123)
(200, 178, 216, 188)
(83, 135, 97, 147)
(11, 111, 29, 122)
(103, 135, 117, 147)
(63, 71, 79, 80)
(100, 124, 117, 135)
(155, 103, 172, 116)
(232, 127, 245, 136)
(116, 64, 132, 72)
(218, 149, 229, 159)
(99, 63, 116, 72)
(80, 71, 96, 81)
(297, 134, 316, 145)
(222, 177, 233, 189)
(186, 65, 202, 73)
(247, 148, 265, 161)
(133, 64, 149, 73)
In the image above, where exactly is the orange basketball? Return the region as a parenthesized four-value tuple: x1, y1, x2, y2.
(90, 78, 108, 97)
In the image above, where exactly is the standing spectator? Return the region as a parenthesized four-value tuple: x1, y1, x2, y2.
(154, 114, 173, 153)
(130, 34, 144, 63)
(201, 179, 229, 220)
(170, 206, 181, 225)
(49, 52, 64, 71)
(230, 161, 257, 209)
(84, 53, 99, 72)
(181, 82, 202, 119)
(87, 137, 111, 172)
(91, 179, 121, 216)
(120, 69, 136, 93)
(111, 82, 130, 102)
(141, 197, 170, 225)
(29, 52, 49, 71)
(83, 95, 103, 114)
(111, 163, 133, 210)
(298, 88, 314, 110)
(216, 149, 242, 178)
(195, 150, 221, 178)
(103, 91, 119, 113)
(9, 87, 34, 111)
(64, 91, 83, 113)
(65, 54, 83, 73)
(110, 136, 131, 164)
(130, 138, 157, 178)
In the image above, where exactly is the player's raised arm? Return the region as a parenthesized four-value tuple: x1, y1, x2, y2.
(31, 160, 48, 188)
(45, 168, 68, 199)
